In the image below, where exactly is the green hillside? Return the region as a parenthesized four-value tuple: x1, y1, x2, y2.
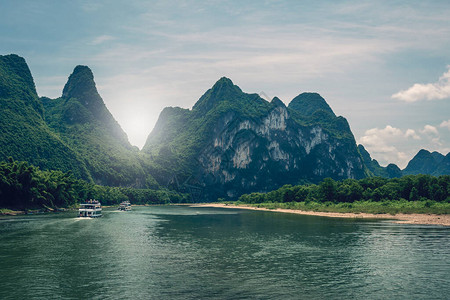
(0, 54, 91, 180)
(42, 65, 151, 187)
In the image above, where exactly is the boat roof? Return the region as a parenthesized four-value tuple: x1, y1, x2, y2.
(81, 199, 101, 204)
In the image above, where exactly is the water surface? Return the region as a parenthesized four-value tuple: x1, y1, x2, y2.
(0, 206, 449, 299)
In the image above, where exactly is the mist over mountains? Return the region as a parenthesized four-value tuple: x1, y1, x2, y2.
(0, 54, 448, 201)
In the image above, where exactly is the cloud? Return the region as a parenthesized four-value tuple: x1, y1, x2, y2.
(16, 0, 450, 152)
(420, 124, 439, 135)
(405, 129, 420, 140)
(358, 125, 410, 167)
(90, 35, 115, 45)
(358, 123, 450, 168)
(440, 119, 450, 130)
(392, 66, 450, 102)
(358, 125, 440, 168)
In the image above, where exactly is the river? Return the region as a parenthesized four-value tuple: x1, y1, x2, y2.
(0, 205, 449, 299)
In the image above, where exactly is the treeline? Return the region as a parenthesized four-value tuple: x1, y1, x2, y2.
(0, 158, 189, 210)
(238, 175, 450, 204)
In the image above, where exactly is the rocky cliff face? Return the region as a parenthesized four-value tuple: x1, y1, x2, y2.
(144, 77, 368, 200)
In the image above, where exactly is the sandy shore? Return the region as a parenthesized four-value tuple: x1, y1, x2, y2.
(193, 203, 450, 226)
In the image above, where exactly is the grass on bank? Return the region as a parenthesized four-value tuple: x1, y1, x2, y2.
(225, 200, 450, 215)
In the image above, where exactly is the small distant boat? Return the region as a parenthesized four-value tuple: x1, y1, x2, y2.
(118, 201, 132, 211)
(78, 199, 102, 218)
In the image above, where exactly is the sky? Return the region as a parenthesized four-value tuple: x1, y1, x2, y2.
(1, 0, 449, 168)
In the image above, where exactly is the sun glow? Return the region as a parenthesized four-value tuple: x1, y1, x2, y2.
(119, 113, 155, 149)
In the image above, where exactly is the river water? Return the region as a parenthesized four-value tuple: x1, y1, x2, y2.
(0, 206, 449, 299)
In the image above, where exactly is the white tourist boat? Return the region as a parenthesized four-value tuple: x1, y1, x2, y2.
(118, 201, 132, 211)
(78, 199, 102, 218)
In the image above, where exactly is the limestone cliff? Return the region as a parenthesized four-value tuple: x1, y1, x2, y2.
(143, 77, 368, 200)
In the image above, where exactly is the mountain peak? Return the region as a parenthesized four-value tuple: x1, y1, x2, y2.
(403, 149, 447, 176)
(210, 77, 243, 95)
(416, 149, 431, 156)
(62, 65, 96, 99)
(0, 54, 37, 99)
(271, 96, 285, 107)
(60, 65, 113, 125)
(288, 92, 335, 117)
(0, 54, 43, 116)
(192, 77, 244, 113)
(215, 76, 234, 87)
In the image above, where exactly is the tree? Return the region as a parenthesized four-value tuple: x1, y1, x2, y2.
(409, 187, 419, 201)
(319, 178, 337, 202)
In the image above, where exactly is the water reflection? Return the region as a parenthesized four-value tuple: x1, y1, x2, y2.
(0, 206, 449, 299)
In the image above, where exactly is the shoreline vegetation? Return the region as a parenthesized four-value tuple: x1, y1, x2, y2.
(1, 159, 449, 225)
(224, 175, 450, 226)
(0, 158, 190, 214)
(193, 203, 450, 226)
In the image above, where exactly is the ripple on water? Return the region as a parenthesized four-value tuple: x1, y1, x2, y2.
(0, 206, 449, 299)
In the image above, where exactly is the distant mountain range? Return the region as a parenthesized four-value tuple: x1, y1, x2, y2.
(358, 145, 403, 178)
(403, 149, 450, 176)
(358, 144, 449, 178)
(0, 54, 448, 200)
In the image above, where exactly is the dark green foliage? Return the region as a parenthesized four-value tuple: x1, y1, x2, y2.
(0, 158, 188, 210)
(287, 96, 354, 140)
(0, 54, 92, 179)
(385, 164, 402, 178)
(0, 158, 85, 209)
(288, 92, 335, 117)
(238, 175, 450, 207)
(319, 178, 337, 202)
(0, 54, 43, 116)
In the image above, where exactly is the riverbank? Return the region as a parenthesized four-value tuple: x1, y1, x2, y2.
(0, 207, 70, 216)
(0, 208, 25, 216)
(193, 203, 450, 226)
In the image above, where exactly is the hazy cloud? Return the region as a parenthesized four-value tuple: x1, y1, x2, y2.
(358, 125, 411, 167)
(405, 129, 421, 140)
(358, 122, 450, 168)
(90, 35, 115, 45)
(357, 125, 443, 168)
(392, 66, 450, 102)
(3, 0, 449, 153)
(420, 124, 439, 135)
(440, 119, 450, 130)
